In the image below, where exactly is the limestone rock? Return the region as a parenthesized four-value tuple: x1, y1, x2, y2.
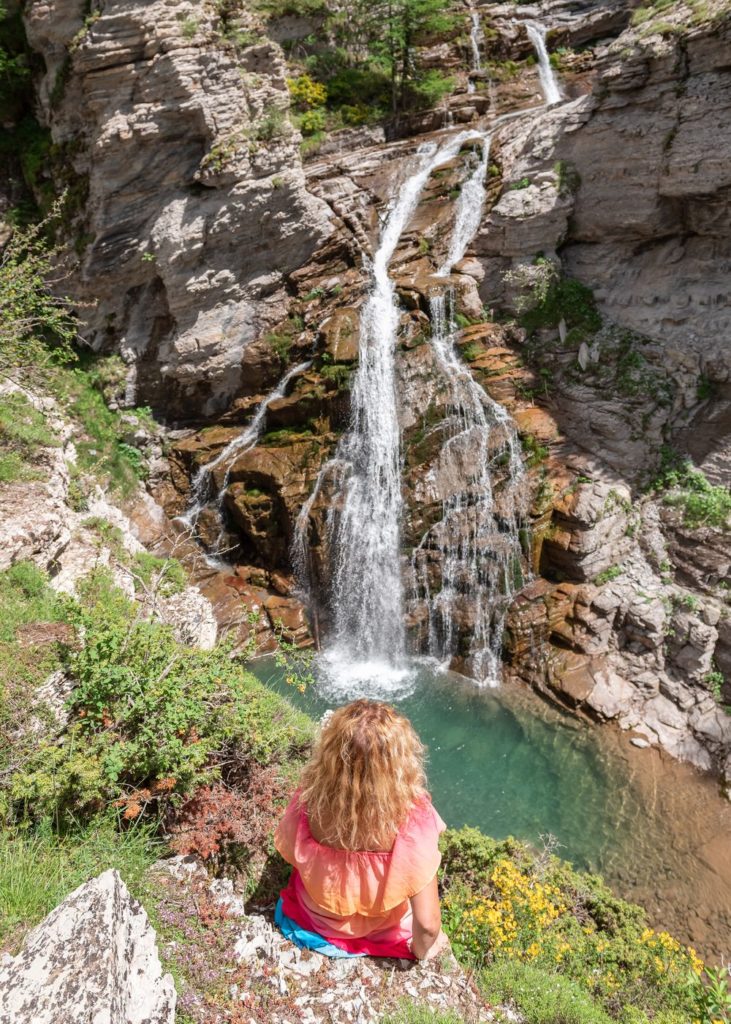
(157, 587, 218, 650)
(23, 0, 334, 419)
(0, 869, 175, 1024)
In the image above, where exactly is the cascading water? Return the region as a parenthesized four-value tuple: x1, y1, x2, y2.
(525, 22, 562, 106)
(467, 7, 482, 95)
(179, 360, 312, 558)
(409, 134, 528, 683)
(319, 133, 478, 689)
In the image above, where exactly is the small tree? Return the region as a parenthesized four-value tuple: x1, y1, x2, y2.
(0, 195, 78, 378)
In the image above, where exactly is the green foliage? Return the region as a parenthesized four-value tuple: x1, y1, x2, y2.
(480, 961, 613, 1024)
(0, 390, 59, 482)
(180, 16, 199, 39)
(461, 343, 482, 362)
(509, 177, 531, 191)
(297, 107, 327, 135)
(288, 0, 457, 122)
(320, 362, 351, 388)
(0, 561, 66, 647)
(0, 2, 31, 122)
(266, 315, 305, 365)
(0, 197, 78, 376)
(10, 570, 312, 826)
(521, 276, 601, 339)
(521, 433, 549, 468)
(252, 105, 288, 141)
(594, 565, 623, 585)
(382, 1005, 467, 1024)
(651, 447, 731, 529)
(49, 359, 149, 497)
(0, 816, 162, 952)
(0, 563, 70, 805)
(704, 669, 724, 701)
(439, 828, 707, 1022)
(132, 553, 187, 598)
(288, 73, 328, 109)
(555, 160, 581, 195)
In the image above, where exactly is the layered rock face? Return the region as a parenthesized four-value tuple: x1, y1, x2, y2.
(21, 0, 731, 782)
(24, 0, 333, 419)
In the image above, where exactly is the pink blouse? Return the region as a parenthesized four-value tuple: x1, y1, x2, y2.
(275, 792, 446, 958)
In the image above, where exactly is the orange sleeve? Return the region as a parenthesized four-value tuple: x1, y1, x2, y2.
(385, 796, 447, 903)
(274, 792, 301, 866)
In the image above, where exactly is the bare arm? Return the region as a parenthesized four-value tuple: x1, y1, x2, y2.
(409, 875, 450, 960)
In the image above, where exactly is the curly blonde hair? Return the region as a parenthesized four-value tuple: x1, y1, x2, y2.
(298, 699, 426, 852)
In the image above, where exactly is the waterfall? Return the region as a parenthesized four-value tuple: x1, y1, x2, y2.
(525, 22, 562, 106)
(179, 360, 312, 555)
(467, 7, 482, 95)
(411, 134, 528, 683)
(321, 133, 477, 687)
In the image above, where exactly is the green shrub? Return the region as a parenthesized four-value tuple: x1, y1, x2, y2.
(651, 447, 731, 529)
(0, 197, 77, 375)
(9, 570, 312, 825)
(133, 553, 187, 597)
(439, 828, 705, 1021)
(298, 107, 327, 135)
(480, 961, 612, 1024)
(521, 433, 549, 468)
(594, 565, 623, 585)
(521, 277, 601, 339)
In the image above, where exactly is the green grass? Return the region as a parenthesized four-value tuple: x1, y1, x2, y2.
(382, 1005, 468, 1024)
(594, 565, 623, 585)
(480, 961, 613, 1024)
(0, 816, 162, 953)
(0, 560, 66, 645)
(0, 390, 59, 483)
(651, 447, 731, 529)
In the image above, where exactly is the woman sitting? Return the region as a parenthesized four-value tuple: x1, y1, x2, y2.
(274, 698, 450, 961)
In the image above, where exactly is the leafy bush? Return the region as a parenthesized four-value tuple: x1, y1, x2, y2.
(287, 73, 327, 109)
(651, 447, 731, 529)
(521, 275, 601, 339)
(298, 107, 327, 135)
(0, 563, 69, 760)
(0, 2, 30, 122)
(439, 829, 706, 1022)
(0, 197, 77, 375)
(133, 552, 187, 598)
(9, 570, 312, 826)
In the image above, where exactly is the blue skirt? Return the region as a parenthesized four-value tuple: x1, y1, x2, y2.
(274, 897, 364, 959)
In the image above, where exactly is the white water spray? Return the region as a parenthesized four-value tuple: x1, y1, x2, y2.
(408, 134, 528, 683)
(320, 133, 478, 689)
(525, 22, 562, 106)
(179, 360, 312, 553)
(467, 7, 482, 94)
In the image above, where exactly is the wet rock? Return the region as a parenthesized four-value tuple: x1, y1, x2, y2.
(320, 307, 360, 363)
(0, 869, 175, 1024)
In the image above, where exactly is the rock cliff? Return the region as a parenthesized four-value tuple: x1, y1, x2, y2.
(17, 0, 731, 786)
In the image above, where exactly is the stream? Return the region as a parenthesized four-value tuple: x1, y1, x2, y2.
(252, 656, 731, 965)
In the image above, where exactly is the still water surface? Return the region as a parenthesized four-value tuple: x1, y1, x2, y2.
(251, 657, 731, 963)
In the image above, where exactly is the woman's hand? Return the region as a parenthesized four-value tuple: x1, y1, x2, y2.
(421, 928, 451, 961)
